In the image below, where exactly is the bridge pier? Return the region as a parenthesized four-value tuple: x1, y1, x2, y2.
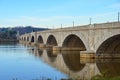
(80, 51, 95, 59)
(80, 58, 95, 64)
(52, 46, 61, 53)
(25, 42, 31, 45)
(53, 46, 61, 51)
(29, 42, 37, 47)
(52, 46, 86, 52)
(61, 47, 85, 51)
(38, 44, 46, 48)
(19, 40, 28, 45)
(46, 45, 53, 49)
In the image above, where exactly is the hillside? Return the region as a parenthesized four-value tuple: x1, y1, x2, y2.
(0, 26, 48, 41)
(0, 26, 48, 35)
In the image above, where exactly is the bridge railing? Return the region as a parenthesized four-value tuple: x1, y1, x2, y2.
(94, 22, 120, 28)
(20, 21, 120, 36)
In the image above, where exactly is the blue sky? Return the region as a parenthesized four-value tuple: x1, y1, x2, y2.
(0, 0, 120, 28)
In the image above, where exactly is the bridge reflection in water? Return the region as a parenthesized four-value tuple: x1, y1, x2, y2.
(28, 47, 120, 80)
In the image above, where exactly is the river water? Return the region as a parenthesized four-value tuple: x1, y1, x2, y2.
(0, 43, 68, 80)
(0, 43, 120, 80)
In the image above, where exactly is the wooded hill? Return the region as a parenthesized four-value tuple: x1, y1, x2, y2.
(0, 26, 48, 41)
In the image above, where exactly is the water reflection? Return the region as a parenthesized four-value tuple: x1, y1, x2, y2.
(47, 50, 57, 62)
(31, 48, 120, 79)
(28, 47, 43, 58)
(62, 51, 85, 72)
(38, 49, 43, 57)
(97, 59, 120, 78)
(0, 44, 68, 80)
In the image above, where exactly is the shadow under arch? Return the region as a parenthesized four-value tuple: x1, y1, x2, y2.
(62, 51, 85, 72)
(96, 59, 120, 78)
(31, 36, 34, 42)
(47, 50, 57, 62)
(62, 34, 86, 51)
(38, 35, 44, 44)
(46, 35, 58, 46)
(96, 34, 120, 54)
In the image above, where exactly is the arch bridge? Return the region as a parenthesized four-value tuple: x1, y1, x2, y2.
(19, 22, 120, 58)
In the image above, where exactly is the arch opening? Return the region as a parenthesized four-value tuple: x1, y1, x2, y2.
(24, 37, 26, 41)
(31, 36, 34, 42)
(46, 35, 57, 46)
(38, 35, 44, 44)
(27, 37, 29, 41)
(62, 34, 86, 51)
(22, 37, 23, 41)
(19, 37, 22, 41)
(97, 34, 120, 56)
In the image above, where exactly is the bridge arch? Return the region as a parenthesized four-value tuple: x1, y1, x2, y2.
(27, 36, 29, 41)
(19, 37, 21, 40)
(37, 35, 44, 44)
(62, 34, 86, 51)
(24, 37, 26, 41)
(46, 35, 58, 46)
(96, 34, 120, 54)
(21, 37, 23, 41)
(31, 36, 34, 42)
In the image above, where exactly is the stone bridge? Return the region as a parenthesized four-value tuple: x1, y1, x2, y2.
(19, 22, 120, 58)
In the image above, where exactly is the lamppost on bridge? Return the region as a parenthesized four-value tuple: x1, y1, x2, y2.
(73, 21, 74, 27)
(118, 12, 120, 22)
(89, 18, 92, 25)
(61, 24, 62, 29)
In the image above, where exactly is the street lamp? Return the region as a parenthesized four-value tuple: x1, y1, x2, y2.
(61, 24, 62, 29)
(89, 18, 92, 25)
(118, 12, 120, 22)
(73, 21, 74, 27)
